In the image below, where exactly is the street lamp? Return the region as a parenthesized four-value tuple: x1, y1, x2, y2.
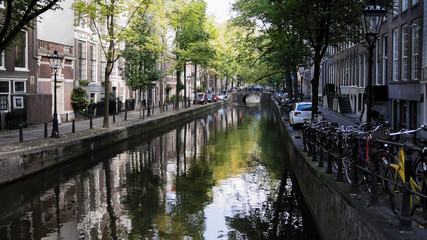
(361, 5, 386, 129)
(48, 50, 64, 138)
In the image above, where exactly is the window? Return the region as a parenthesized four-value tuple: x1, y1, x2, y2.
(382, 35, 388, 85)
(402, 0, 408, 11)
(90, 92, 96, 103)
(14, 81, 25, 92)
(375, 38, 380, 85)
(0, 81, 9, 111)
(13, 96, 23, 109)
(0, 52, 4, 70)
(411, 20, 420, 80)
(15, 31, 28, 70)
(401, 24, 408, 81)
(393, 0, 399, 17)
(100, 52, 106, 82)
(78, 41, 87, 80)
(90, 45, 97, 82)
(393, 28, 399, 81)
(412, 0, 418, 6)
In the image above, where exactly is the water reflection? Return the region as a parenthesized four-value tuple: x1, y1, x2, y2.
(0, 104, 319, 239)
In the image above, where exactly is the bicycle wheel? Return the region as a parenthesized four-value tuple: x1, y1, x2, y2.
(384, 166, 403, 215)
(412, 158, 425, 188)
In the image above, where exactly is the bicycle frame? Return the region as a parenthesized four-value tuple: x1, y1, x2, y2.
(389, 148, 421, 209)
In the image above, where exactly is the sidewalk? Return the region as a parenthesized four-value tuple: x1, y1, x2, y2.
(0, 102, 184, 146)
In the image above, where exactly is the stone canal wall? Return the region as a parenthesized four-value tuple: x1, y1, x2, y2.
(0, 103, 223, 186)
(272, 101, 423, 240)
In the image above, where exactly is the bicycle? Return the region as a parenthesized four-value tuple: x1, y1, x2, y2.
(383, 126, 427, 215)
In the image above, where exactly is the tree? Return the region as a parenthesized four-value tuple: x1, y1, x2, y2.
(0, 0, 61, 53)
(122, 11, 163, 111)
(70, 86, 89, 113)
(73, 0, 152, 128)
(168, 0, 210, 109)
(280, 0, 393, 117)
(231, 0, 310, 96)
(232, 0, 393, 118)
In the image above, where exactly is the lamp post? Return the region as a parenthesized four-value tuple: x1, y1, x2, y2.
(48, 50, 64, 138)
(361, 5, 386, 129)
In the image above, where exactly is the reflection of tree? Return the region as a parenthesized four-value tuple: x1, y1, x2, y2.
(122, 150, 161, 238)
(166, 158, 214, 239)
(225, 163, 319, 239)
(103, 159, 118, 240)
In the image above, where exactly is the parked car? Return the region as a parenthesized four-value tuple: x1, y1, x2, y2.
(207, 94, 213, 103)
(222, 91, 228, 98)
(289, 102, 313, 129)
(213, 93, 218, 102)
(195, 93, 207, 104)
(218, 93, 226, 100)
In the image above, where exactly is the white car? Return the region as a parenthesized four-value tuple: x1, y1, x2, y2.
(218, 94, 225, 100)
(289, 102, 313, 129)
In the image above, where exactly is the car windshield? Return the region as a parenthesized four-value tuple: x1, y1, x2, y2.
(197, 94, 204, 98)
(297, 104, 312, 111)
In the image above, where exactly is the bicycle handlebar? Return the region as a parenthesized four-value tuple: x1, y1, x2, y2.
(389, 125, 427, 136)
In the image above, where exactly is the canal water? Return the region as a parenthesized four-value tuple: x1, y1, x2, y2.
(0, 103, 320, 239)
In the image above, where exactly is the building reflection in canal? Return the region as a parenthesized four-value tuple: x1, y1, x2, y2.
(0, 104, 320, 239)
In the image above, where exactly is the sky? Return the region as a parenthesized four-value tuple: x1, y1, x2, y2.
(205, 0, 235, 24)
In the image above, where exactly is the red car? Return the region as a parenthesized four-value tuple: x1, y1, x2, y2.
(195, 93, 207, 104)
(213, 94, 218, 102)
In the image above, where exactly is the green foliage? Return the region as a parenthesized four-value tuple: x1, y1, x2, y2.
(71, 87, 89, 110)
(166, 85, 173, 93)
(79, 79, 90, 86)
(122, 11, 163, 90)
(177, 80, 184, 91)
(0, 0, 61, 53)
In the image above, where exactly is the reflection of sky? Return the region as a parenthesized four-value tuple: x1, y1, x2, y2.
(204, 166, 279, 239)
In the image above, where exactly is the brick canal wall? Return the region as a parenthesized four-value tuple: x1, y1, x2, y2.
(272, 101, 424, 240)
(0, 103, 223, 186)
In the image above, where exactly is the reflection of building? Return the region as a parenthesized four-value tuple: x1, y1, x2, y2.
(0, 106, 235, 239)
(321, 1, 425, 129)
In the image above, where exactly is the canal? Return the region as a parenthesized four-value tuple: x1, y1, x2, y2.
(0, 103, 320, 239)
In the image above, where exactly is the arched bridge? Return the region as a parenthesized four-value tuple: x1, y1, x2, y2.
(230, 91, 271, 103)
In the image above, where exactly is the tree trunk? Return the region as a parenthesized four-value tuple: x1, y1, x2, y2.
(176, 57, 180, 110)
(184, 61, 187, 107)
(311, 52, 321, 119)
(194, 64, 197, 103)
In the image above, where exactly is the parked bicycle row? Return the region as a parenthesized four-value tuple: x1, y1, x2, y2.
(301, 120, 427, 231)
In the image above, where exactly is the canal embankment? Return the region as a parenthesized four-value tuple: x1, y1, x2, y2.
(272, 101, 426, 240)
(0, 102, 224, 186)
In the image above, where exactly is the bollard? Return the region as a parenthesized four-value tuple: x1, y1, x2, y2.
(142, 108, 145, 119)
(302, 128, 308, 152)
(125, 109, 128, 120)
(44, 123, 48, 138)
(335, 135, 344, 182)
(72, 120, 75, 133)
(90, 116, 93, 129)
(351, 139, 359, 192)
(113, 113, 116, 123)
(152, 102, 154, 115)
(370, 150, 379, 205)
(326, 135, 333, 173)
(307, 129, 312, 156)
(19, 126, 23, 142)
(400, 145, 413, 231)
